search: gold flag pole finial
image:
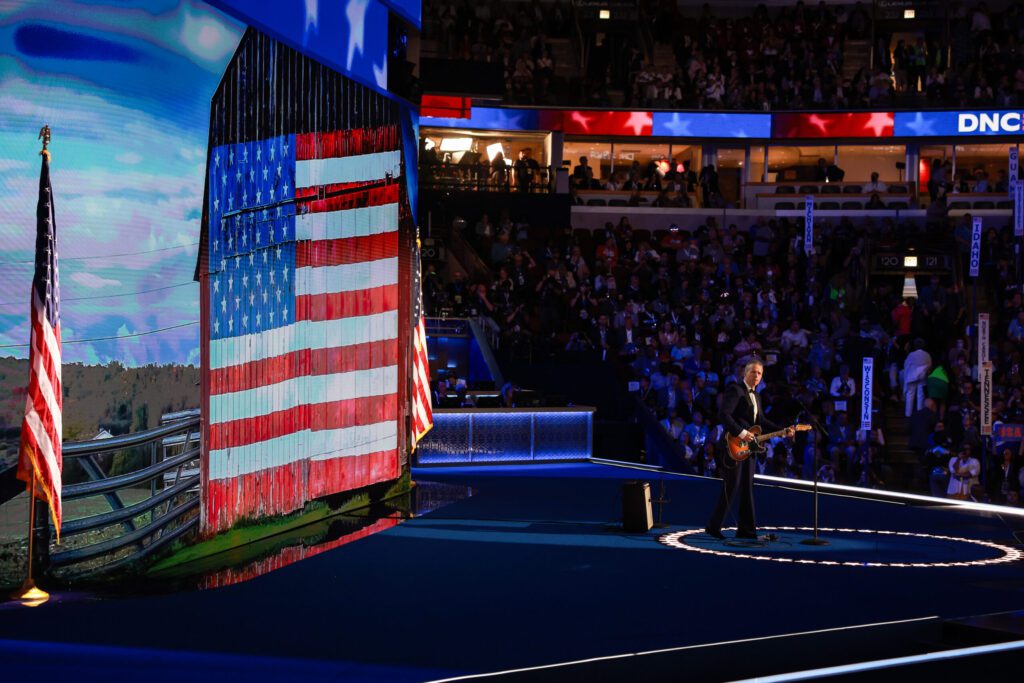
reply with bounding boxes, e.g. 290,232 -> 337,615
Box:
38,125 -> 51,161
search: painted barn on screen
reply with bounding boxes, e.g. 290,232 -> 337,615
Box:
195,29 -> 414,534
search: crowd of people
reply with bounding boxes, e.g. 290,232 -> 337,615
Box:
424,0 -> 1024,111
422,202 -> 1024,504
638,1 -> 866,110
640,1 -> 1024,111
425,0 -> 573,104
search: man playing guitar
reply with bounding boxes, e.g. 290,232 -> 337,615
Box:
705,359 -> 796,540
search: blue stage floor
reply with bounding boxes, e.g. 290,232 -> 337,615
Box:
0,462 -> 1022,681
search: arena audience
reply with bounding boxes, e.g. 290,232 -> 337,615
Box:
424,1 -> 1024,111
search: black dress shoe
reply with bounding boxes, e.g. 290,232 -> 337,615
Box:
705,528 -> 725,539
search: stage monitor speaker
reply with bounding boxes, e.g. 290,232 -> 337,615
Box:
622,481 -> 653,533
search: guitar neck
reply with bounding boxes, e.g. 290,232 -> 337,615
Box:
755,427 -> 792,443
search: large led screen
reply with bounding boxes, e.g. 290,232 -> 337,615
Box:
0,1 -> 242,444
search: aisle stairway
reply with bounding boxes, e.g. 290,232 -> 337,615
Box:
884,399 -> 922,491
884,278 -> 993,493
842,39 -> 871,80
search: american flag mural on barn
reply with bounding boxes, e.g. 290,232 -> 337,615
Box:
198,30 -> 411,533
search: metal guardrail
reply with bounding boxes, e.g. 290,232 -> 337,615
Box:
419,165 -> 555,194
47,415 -> 201,575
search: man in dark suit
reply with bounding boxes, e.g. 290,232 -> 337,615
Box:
706,360 -> 794,540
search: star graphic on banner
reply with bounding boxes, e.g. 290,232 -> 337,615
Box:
492,110 -> 524,130
570,111 -> 593,131
625,111 -> 653,136
903,112 -> 936,136
305,0 -> 319,35
863,112 -> 893,137
345,0 -> 369,70
373,60 -> 387,89
806,114 -> 829,134
661,113 -> 692,136
733,128 -> 750,138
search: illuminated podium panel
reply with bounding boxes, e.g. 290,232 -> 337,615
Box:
416,408 -> 595,466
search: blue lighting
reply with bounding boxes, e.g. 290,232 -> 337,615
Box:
652,112 -> 771,138
417,410 -> 594,465
419,107 -> 540,131
895,110 -> 1024,137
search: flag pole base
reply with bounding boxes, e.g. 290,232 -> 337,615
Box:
11,579 -> 49,606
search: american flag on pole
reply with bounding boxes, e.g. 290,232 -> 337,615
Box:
204,126 -> 404,531
411,234 -> 433,447
17,152 -> 63,537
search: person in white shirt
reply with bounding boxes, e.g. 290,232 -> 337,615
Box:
864,171 -> 888,193
780,320 -> 810,352
947,446 -> 980,498
903,338 -> 933,417
829,364 -> 856,399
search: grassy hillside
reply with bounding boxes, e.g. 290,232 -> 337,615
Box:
0,357 -> 200,445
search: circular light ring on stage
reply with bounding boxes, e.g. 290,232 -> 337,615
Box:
657,527 -> 1023,568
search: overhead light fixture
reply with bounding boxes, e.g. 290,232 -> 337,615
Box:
904,9 -> 915,19
599,9 -> 611,19
904,256 -> 918,268
439,137 -> 473,152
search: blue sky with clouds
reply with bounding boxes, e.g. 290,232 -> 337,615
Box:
0,0 -> 243,366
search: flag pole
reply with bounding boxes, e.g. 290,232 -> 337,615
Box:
12,474 -> 49,605
11,127 -> 54,606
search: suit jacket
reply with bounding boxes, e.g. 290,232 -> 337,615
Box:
718,381 -> 782,438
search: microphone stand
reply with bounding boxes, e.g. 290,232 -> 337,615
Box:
796,399 -> 830,546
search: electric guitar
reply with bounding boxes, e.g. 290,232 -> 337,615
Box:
725,424 -> 812,462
